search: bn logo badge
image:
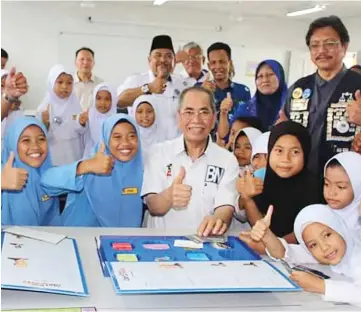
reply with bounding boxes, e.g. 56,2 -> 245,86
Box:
205,165 -> 225,184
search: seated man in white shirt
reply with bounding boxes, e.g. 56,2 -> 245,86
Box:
117,35 -> 191,141
73,47 -> 103,110
175,41 -> 208,84
142,86 -> 239,236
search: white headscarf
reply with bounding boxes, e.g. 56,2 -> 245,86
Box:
131,95 -> 159,151
37,64 -> 82,119
294,204 -> 355,276
88,83 -> 117,145
324,152 -> 361,230
251,131 -> 270,161
233,127 -> 262,152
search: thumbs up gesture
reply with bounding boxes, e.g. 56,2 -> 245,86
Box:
148,67 -> 167,94
274,109 -> 288,125
248,205 -> 273,242
175,48 -> 188,64
220,92 -> 233,114
4,67 -> 29,99
41,104 -> 50,127
236,167 -> 264,199
351,132 -> 361,154
79,109 -> 89,127
1,152 -> 28,191
170,166 -> 192,208
87,143 -> 114,175
201,73 -> 216,92
346,90 -> 361,126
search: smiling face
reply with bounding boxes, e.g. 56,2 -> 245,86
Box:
17,125 -> 48,168
309,26 -> 348,72
269,134 -> 304,178
108,121 -> 138,162
324,165 -> 354,210
135,102 -> 155,128
53,73 -> 73,99
183,47 -> 204,79
207,49 -> 231,83
256,64 -> 279,95
234,134 -> 252,166
148,48 -> 174,77
302,222 -> 346,266
177,90 -> 216,144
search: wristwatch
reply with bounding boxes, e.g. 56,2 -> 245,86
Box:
141,84 -> 151,95
3,93 -> 20,104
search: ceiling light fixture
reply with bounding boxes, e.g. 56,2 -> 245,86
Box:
286,4 -> 326,17
153,0 -> 169,6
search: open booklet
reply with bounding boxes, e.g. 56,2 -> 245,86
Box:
106,260 -> 301,294
1,232 -> 89,297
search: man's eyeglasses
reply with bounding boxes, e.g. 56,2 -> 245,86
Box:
185,55 -> 203,62
181,109 -> 212,120
309,40 -> 340,51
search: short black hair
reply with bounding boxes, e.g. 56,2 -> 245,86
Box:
75,47 -> 94,58
207,42 -> 231,60
325,158 -> 342,169
305,15 -> 350,46
232,116 -> 264,132
1,48 -> 8,59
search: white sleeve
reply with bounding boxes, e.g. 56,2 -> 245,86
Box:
117,75 -> 140,96
141,145 -> 167,197
266,237 -> 318,265
323,280 -> 361,306
213,154 -> 239,211
234,195 -> 247,222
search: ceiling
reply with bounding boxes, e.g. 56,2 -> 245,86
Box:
100,1 -> 361,20
10,1 -> 361,21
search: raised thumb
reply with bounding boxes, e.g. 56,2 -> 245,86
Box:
97,142 -> 106,155
5,151 -> 15,168
263,205 -> 273,227
173,166 -> 185,184
205,72 -> 210,81
8,66 -> 16,77
227,92 -> 232,100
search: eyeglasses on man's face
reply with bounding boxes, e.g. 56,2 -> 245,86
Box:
309,40 -> 341,52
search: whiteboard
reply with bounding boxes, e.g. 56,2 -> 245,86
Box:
58,32 -> 290,94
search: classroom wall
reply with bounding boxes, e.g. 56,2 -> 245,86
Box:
1,2 -> 360,111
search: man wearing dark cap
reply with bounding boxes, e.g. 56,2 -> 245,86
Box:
117,35 -> 190,141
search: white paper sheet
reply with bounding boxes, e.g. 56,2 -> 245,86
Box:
107,260 -> 298,293
3,227 -> 66,244
1,233 -> 87,296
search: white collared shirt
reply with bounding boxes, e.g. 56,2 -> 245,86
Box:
117,70 -> 191,141
141,135 -> 239,229
180,68 -> 208,85
73,72 -> 104,111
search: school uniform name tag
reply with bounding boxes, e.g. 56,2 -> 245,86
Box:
290,99 -> 309,111
41,195 -> 50,202
122,187 -> 138,195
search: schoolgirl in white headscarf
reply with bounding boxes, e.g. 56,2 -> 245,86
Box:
37,64 -> 85,165
82,83 -> 117,158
